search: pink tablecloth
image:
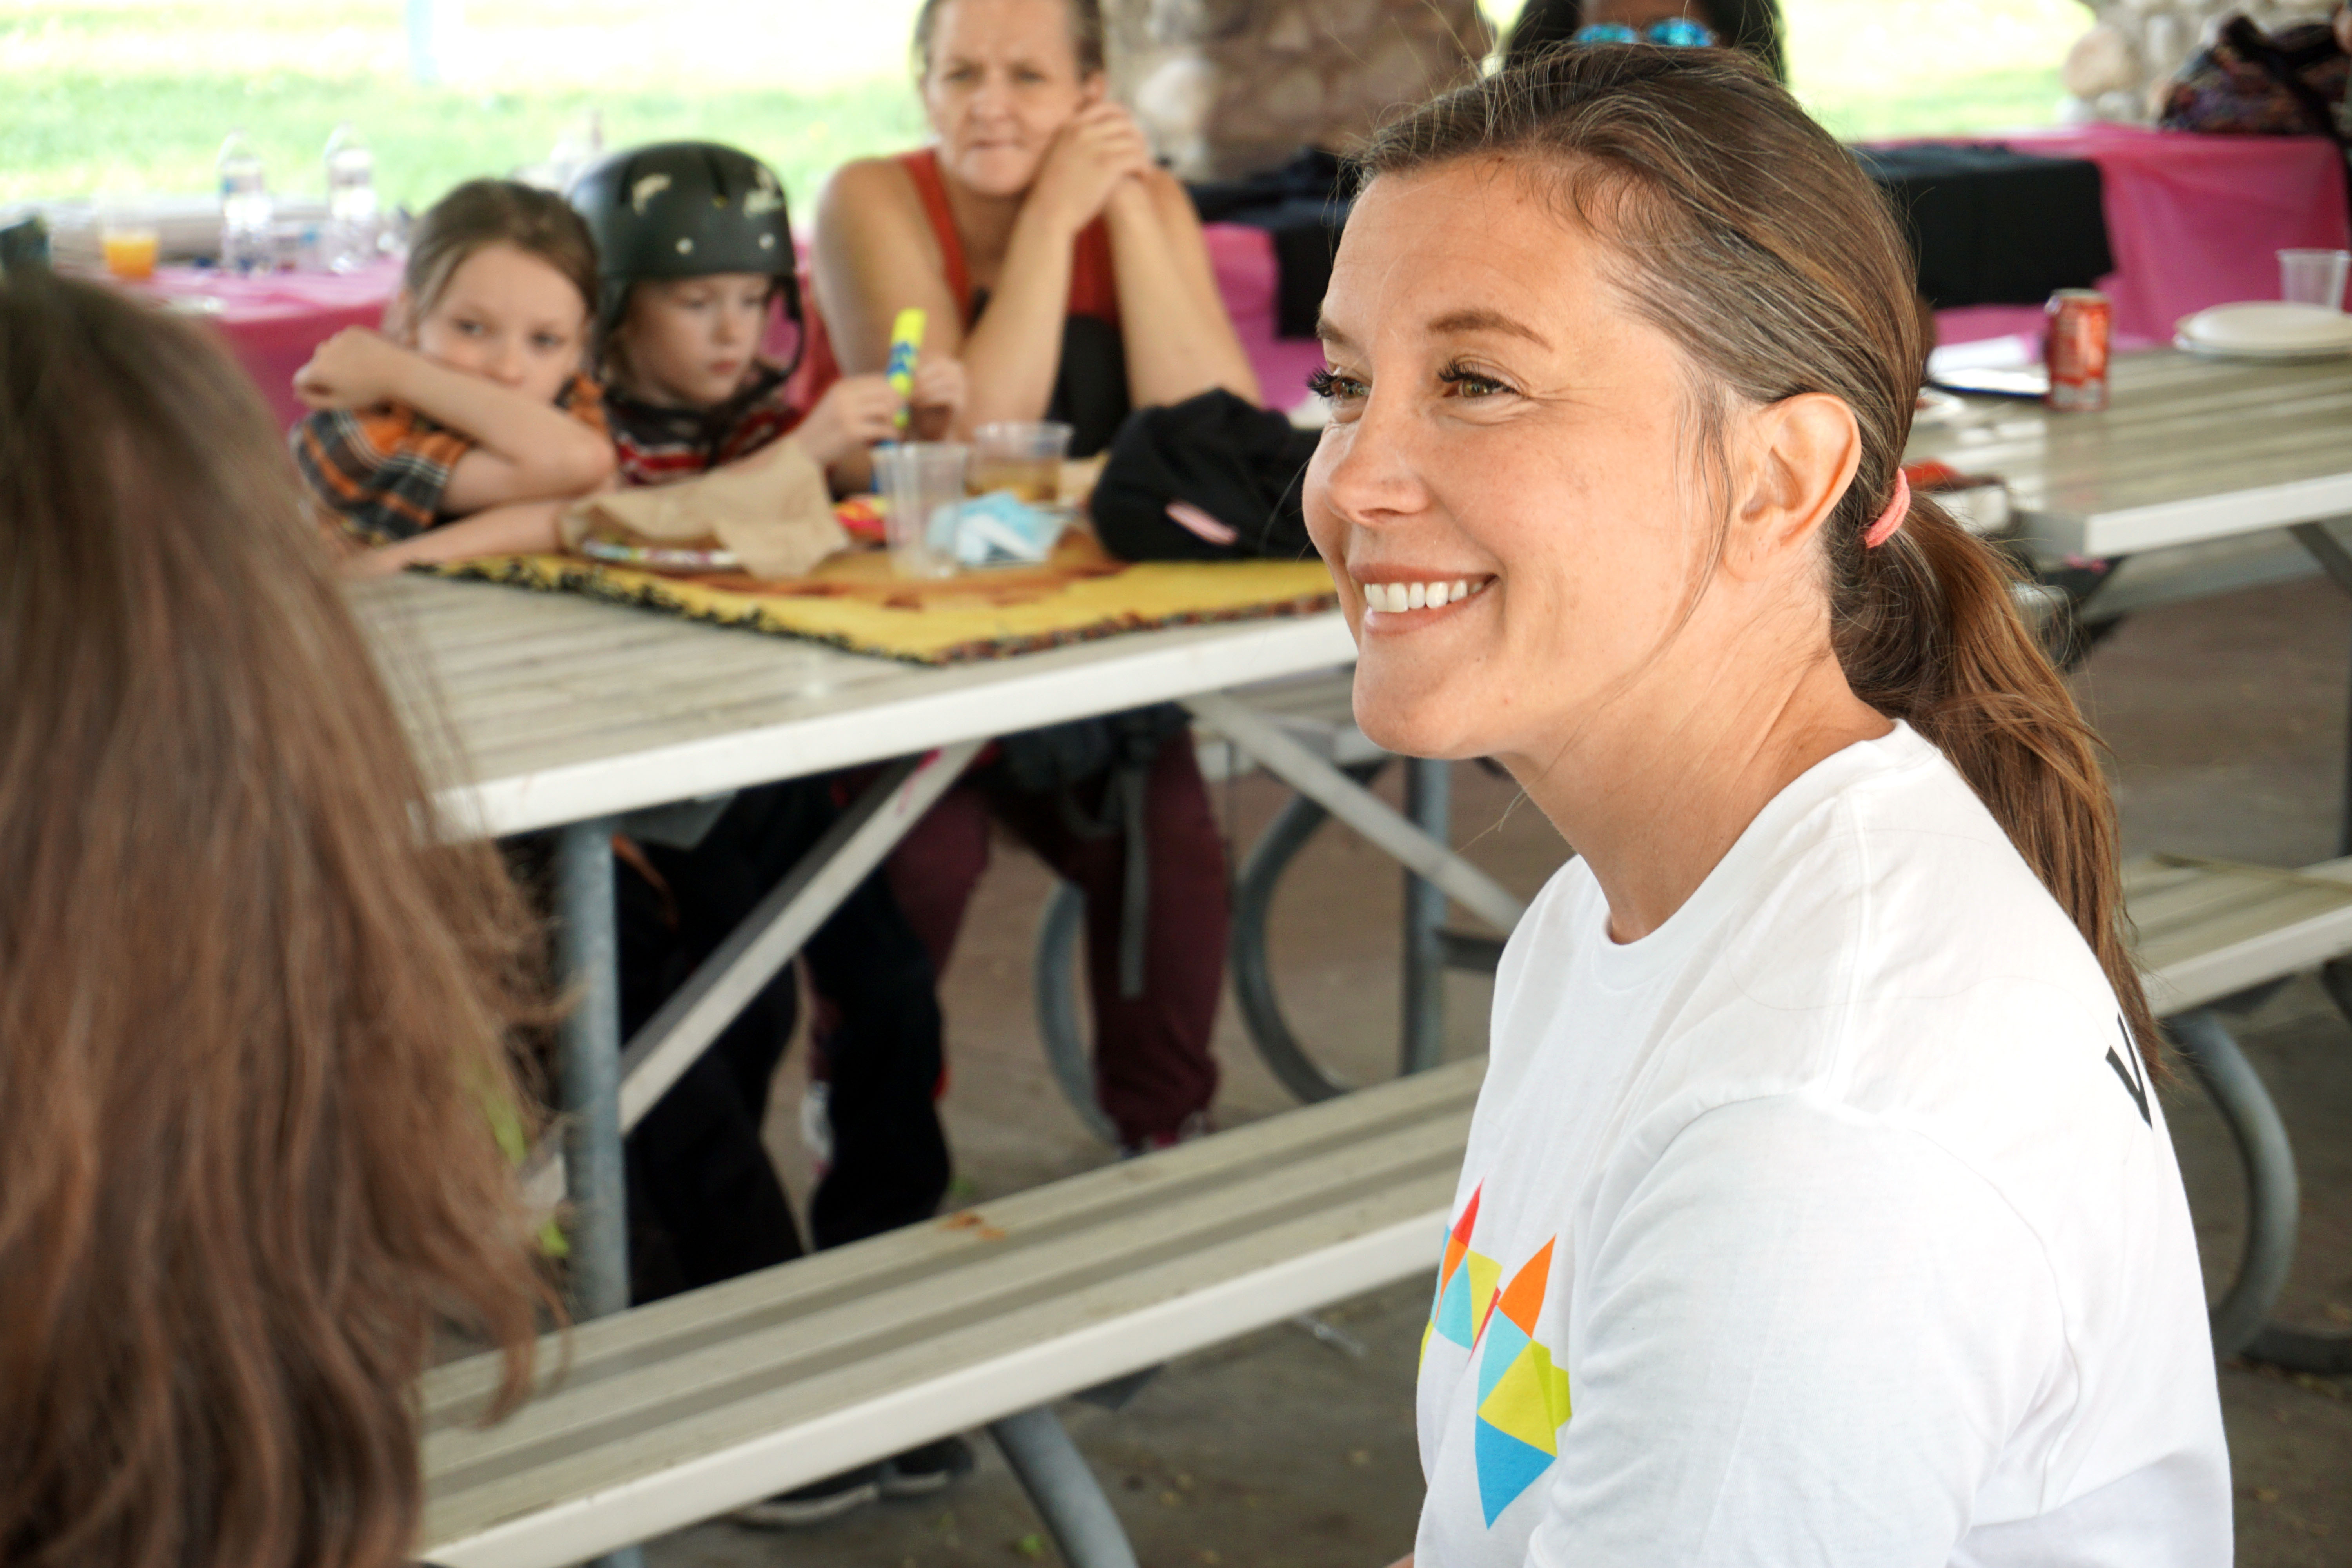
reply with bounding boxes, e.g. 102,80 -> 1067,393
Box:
1927,125 -> 2352,348
141,129 -> 2352,425
130,261 -> 402,429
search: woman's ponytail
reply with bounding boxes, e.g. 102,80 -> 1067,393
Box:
1837,495 -> 2163,1071
1362,46 -> 2163,1071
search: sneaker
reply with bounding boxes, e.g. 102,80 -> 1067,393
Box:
731,1463 -> 884,1528
1118,1110 -> 1214,1161
878,1434 -> 976,1499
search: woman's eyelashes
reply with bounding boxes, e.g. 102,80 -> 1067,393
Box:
1306,365 -> 1364,404
1437,360 -> 1514,399
1306,359 -> 1517,413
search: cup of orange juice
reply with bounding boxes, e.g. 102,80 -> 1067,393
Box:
100,205 -> 160,281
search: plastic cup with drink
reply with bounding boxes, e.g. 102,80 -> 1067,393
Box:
969,420 -> 1073,505
876,442 -> 967,580
2280,249 -> 2351,312
100,205 -> 160,282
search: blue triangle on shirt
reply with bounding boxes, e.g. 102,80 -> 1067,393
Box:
1478,1312 -> 1529,1405
1435,1264 -> 1476,1347
1475,1418 -> 1555,1526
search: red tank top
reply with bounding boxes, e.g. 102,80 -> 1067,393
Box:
897,147 -> 1121,327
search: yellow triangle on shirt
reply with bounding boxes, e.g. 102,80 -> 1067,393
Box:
1466,1252 -> 1503,1342
1477,1337 -> 1573,1454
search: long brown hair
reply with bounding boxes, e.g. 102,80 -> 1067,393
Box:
0,272 -> 553,1567
1361,47 -> 2162,1070
399,177 -> 599,330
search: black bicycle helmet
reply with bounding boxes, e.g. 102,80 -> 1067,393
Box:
568,140 -> 803,368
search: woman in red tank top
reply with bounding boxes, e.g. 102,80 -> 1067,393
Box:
801,0 -> 1253,1169
811,0 -> 1258,456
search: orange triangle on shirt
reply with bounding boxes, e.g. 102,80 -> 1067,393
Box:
1494,1238 -> 1554,1336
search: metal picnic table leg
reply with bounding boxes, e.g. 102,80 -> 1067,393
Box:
1181,693 -> 1524,935
1401,757 -> 1452,1076
552,819 -> 645,1568
2169,1009 -> 2300,1360
2284,519 -> 2352,855
615,740 -> 985,1136
989,1407 -> 1142,1568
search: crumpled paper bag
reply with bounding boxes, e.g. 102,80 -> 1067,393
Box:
561,440 -> 849,580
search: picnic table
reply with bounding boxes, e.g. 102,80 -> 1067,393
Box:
362,570 -> 1352,1283
361,573 -> 1381,1563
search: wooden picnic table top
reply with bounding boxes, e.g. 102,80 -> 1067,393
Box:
1905,349 -> 2352,562
356,572 -> 1355,840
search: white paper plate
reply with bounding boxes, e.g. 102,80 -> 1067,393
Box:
2175,301 -> 2352,361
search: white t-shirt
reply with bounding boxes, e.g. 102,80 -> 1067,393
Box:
1415,723 -> 2229,1567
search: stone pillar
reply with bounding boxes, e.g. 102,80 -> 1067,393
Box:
1109,0 -> 1494,180
2059,0 -> 2335,123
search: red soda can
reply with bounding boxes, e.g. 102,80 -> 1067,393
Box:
2045,289 -> 2112,412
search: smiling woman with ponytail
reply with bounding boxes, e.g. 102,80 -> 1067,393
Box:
1304,47 -> 2229,1568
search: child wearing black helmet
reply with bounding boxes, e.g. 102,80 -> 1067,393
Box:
571,140 -> 962,491
567,142 -> 975,1524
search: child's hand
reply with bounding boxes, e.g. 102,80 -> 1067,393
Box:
907,358 -> 967,443
293,328 -> 412,411
792,375 -> 904,469
338,543 -> 413,581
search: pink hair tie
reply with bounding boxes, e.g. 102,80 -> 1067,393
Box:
1862,470 -> 1910,549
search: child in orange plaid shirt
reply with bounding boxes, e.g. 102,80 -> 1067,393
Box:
290,180 -> 613,575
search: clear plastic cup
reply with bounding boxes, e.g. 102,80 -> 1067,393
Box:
98,201 -> 159,281
2279,249 -> 2350,311
875,442 -> 967,580
969,420 -> 1073,504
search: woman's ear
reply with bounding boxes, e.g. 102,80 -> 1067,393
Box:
1720,391 -> 1860,582
1079,70 -> 1107,106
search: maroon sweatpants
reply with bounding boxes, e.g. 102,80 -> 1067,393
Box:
885,737 -> 1227,1147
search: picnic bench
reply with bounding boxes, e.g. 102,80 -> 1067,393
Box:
417,847 -> 2352,1568
419,1055 -> 1483,1568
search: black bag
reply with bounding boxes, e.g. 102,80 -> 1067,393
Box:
1091,388 -> 1321,563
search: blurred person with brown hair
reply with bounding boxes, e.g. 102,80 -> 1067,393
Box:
0,269 -> 554,1568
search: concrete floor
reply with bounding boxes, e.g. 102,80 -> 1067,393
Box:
646,572 -> 2352,1568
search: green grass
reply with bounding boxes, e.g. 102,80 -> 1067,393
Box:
2,0 -> 2082,212
1803,66 -> 2069,141
4,70 -> 925,216
0,0 -> 929,211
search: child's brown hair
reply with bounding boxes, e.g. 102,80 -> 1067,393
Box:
399,178 -> 599,331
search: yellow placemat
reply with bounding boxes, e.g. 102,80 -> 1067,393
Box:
437,535 -> 1338,665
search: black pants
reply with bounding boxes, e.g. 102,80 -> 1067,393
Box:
617,776 -> 951,1303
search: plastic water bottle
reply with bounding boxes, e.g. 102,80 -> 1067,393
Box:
216,131 -> 273,274
323,123 -> 379,271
